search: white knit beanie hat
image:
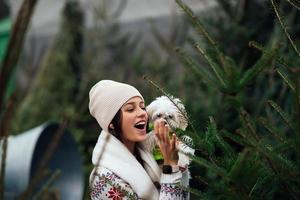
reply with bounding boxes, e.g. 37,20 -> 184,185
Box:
89,80 -> 144,133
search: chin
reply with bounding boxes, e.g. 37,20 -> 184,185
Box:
132,129 -> 147,141
138,132 -> 148,141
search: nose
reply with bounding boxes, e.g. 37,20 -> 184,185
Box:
137,107 -> 147,117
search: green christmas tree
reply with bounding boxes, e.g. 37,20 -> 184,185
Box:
12,1 -> 84,133
173,0 -> 300,199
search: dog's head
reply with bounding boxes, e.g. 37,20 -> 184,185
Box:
146,96 -> 188,131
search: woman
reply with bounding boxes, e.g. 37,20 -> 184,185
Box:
89,80 -> 190,200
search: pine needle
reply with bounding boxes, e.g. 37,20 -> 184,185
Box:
285,0 -> 300,11
270,0 -> 300,57
267,100 -> 297,132
195,44 -> 228,89
175,0 -> 227,68
175,47 -> 219,88
276,67 -> 296,92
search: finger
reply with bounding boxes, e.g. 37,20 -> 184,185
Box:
154,121 -> 161,141
171,134 -> 177,149
157,120 -> 166,142
163,124 -> 170,145
158,125 -> 165,143
159,120 -> 167,140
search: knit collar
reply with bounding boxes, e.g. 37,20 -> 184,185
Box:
92,130 -> 161,199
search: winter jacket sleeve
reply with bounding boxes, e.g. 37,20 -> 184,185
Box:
90,167 -> 189,200
90,167 -> 139,200
160,169 -> 189,200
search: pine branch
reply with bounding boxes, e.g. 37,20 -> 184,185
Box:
194,175 -> 209,187
258,117 -> 285,143
175,47 -> 219,88
179,185 -> 204,199
248,175 -> 273,198
190,154 -> 229,182
256,142 -> 299,174
239,109 -> 260,142
293,71 -> 300,134
252,139 -> 299,199
276,67 -> 296,92
208,117 -> 235,161
270,0 -> 300,57
272,139 -> 297,153
267,100 -> 297,132
195,44 -> 228,89
175,0 -> 228,68
249,41 -> 292,70
221,130 -> 253,148
228,149 -> 253,193
238,46 -> 278,89
285,0 -> 300,10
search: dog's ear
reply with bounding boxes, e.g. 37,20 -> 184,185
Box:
173,98 -> 188,130
146,101 -> 156,119
178,112 -> 188,130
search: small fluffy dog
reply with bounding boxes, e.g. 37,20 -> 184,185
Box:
147,96 -> 188,132
140,95 -> 195,187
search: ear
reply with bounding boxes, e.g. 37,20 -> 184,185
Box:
173,98 -> 188,130
109,124 -> 114,129
178,114 -> 188,130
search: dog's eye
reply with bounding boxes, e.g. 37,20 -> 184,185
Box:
168,115 -> 173,119
157,113 -> 162,118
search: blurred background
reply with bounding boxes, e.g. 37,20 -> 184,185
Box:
1,0 -> 299,199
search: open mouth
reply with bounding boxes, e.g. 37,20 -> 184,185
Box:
134,121 -> 146,130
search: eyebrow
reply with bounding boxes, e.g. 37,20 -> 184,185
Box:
124,101 -> 145,106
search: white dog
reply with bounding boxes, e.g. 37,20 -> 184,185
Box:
147,96 -> 188,132
140,95 -> 195,188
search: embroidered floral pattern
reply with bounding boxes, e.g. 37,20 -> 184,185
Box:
91,177 -> 107,198
90,167 -> 188,200
91,167 -> 139,200
161,184 -> 182,196
108,187 -> 124,200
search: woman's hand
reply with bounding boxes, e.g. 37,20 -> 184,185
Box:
154,119 -> 178,166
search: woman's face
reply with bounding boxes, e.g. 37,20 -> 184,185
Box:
120,96 -> 148,144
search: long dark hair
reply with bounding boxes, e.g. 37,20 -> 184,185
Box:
108,109 -> 146,167
108,109 -> 122,140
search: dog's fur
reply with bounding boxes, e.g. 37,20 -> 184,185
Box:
147,96 -> 188,132
142,95 -> 194,188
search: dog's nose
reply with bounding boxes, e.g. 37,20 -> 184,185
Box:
161,118 -> 168,125
156,118 -> 167,125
